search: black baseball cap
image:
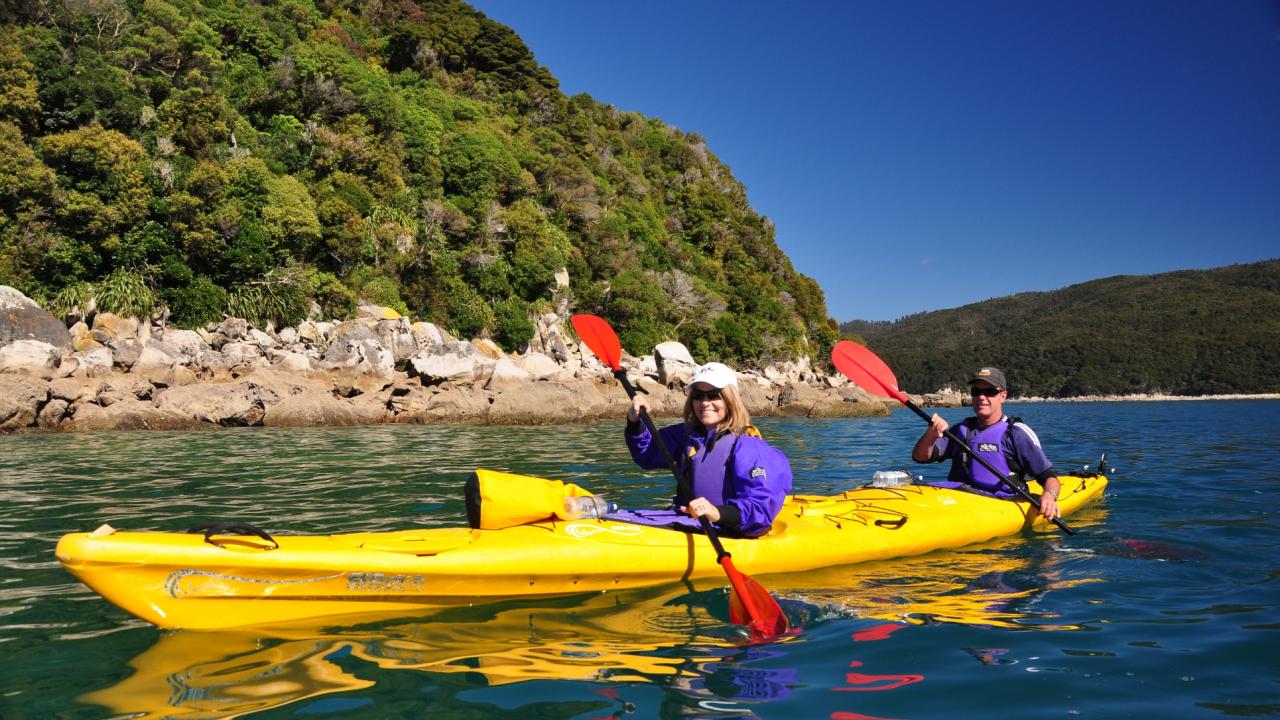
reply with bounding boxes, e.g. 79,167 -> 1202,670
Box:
967,367 -> 1007,390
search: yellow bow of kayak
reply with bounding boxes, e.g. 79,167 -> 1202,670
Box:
56,470 -> 1107,630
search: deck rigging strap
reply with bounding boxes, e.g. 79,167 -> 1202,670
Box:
186,522 -> 279,549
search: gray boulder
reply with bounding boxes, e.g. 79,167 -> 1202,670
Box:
0,374 -> 50,431
214,317 -> 249,341
487,380 -> 611,425
518,352 -> 564,381
529,314 -> 574,363
296,320 -> 329,346
152,328 -> 209,363
408,352 -> 477,385
734,381 -> 776,417
273,351 -> 313,374
132,343 -> 178,373
838,385 -> 891,406
410,321 -> 450,351
72,348 -> 113,377
49,377 -> 87,402
320,321 -> 394,375
922,390 -> 964,408
154,382 -> 274,426
108,338 -> 144,370
386,384 -> 431,417
654,341 -> 696,385
632,377 -> 685,417
247,328 -> 277,349
0,339 -> 60,378
485,358 -> 531,389
373,318 -> 419,365
220,341 -> 265,369
329,368 -> 393,398
90,313 -> 139,344
263,393 -> 361,427
389,384 -> 490,422
775,381 -> 825,417
69,321 -> 100,352
95,376 -> 155,406
146,364 -> 198,389
0,286 -> 71,352
68,400 -> 195,432
37,398 -> 69,429
808,389 -> 892,418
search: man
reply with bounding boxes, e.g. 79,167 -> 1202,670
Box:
911,367 -> 1061,520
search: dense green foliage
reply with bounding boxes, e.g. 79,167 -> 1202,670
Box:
0,0 -> 835,363
841,260 -> 1280,397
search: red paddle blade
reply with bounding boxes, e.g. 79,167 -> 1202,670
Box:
830,340 -> 908,405
721,556 -> 788,639
571,314 -> 622,371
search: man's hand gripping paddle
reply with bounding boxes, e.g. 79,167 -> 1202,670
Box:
572,314 -> 789,639
830,340 -> 1075,535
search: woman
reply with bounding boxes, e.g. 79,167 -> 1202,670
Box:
625,362 -> 793,537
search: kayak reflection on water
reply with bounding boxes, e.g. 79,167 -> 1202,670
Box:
794,512 -> 1108,632
79,584 -> 769,719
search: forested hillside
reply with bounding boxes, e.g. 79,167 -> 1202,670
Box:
841,260 -> 1280,397
0,0 -> 836,364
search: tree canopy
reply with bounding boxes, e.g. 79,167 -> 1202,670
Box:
0,0 -> 836,360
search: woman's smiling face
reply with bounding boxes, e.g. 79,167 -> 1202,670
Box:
689,383 -> 727,427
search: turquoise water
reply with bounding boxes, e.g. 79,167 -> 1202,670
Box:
2,401 -> 1277,718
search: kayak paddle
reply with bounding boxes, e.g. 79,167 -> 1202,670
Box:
830,340 -> 1076,535
571,313 -> 789,639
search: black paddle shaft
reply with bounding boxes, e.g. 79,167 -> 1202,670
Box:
903,399 -> 1076,535
614,370 -> 734,559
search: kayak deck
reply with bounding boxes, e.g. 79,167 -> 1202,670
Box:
56,473 -> 1107,629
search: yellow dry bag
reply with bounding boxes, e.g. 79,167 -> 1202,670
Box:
464,469 -> 597,530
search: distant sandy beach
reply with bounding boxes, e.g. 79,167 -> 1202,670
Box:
1013,393 -> 1280,403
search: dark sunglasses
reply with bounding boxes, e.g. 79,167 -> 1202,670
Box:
970,386 -> 1002,397
690,388 -> 723,402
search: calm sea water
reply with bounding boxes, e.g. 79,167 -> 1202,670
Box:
1,401 -> 1277,719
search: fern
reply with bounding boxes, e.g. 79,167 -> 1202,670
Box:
48,282 -> 95,321
94,270 -> 156,319
227,267 -> 311,328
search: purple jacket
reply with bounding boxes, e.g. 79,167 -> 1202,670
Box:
626,421 -> 792,537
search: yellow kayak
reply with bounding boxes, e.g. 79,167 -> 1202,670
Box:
56,470 -> 1107,630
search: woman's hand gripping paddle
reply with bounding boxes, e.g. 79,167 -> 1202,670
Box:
830,340 -> 1075,536
571,314 -> 789,639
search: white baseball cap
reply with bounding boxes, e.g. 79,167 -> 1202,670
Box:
688,362 -> 737,392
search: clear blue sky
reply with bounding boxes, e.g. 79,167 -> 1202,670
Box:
468,1 -> 1280,322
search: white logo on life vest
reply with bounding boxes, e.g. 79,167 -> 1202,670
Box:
750,467 -> 766,478
977,442 -> 1000,453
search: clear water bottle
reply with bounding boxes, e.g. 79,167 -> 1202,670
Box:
871,470 -> 915,488
563,494 -> 617,519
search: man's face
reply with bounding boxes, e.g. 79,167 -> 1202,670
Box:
969,381 -> 1005,423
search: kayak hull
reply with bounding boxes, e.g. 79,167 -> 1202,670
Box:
56,473 -> 1107,629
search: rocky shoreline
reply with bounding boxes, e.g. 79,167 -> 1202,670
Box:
12,284 -> 1263,436
0,286 -> 896,434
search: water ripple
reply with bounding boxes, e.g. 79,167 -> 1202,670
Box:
1,404 -> 1278,718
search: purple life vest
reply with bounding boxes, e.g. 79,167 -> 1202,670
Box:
954,418 -> 1018,493
685,430 -> 738,506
